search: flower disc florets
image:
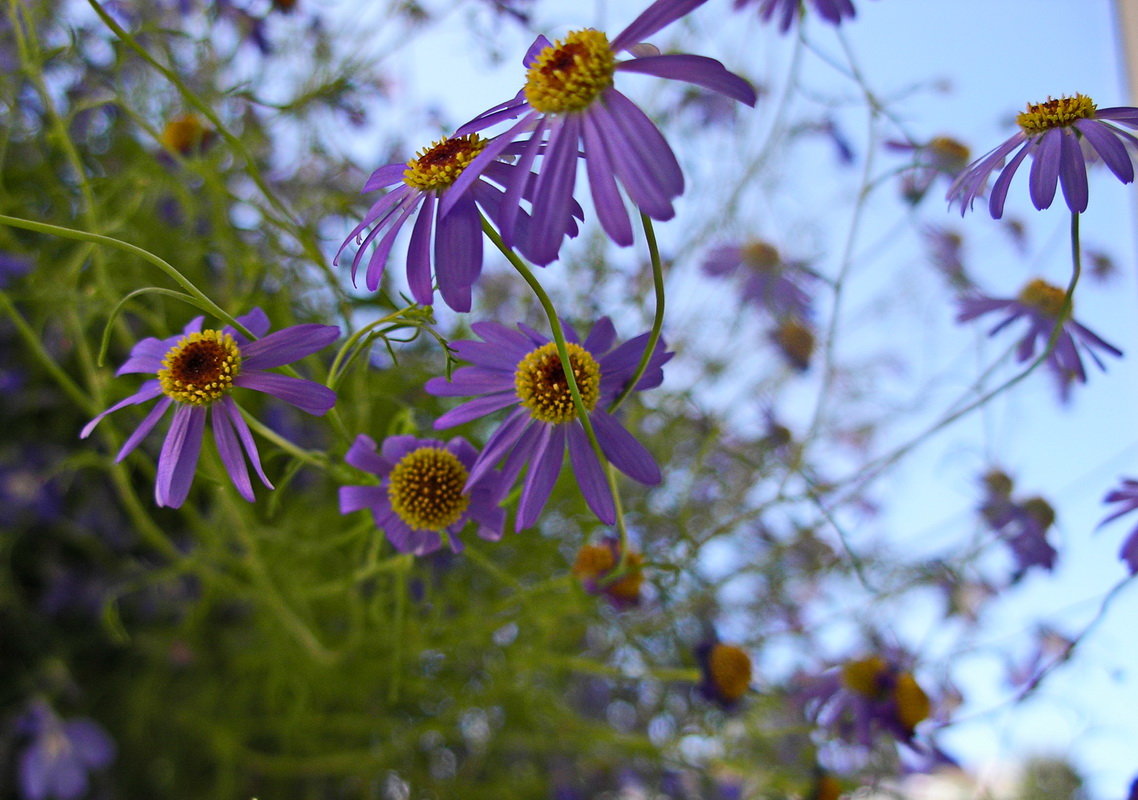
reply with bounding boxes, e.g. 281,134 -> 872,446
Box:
387,447 -> 471,531
840,655 -> 887,697
742,240 -> 781,270
707,643 -> 753,703
1016,94 -> 1097,137
524,29 -> 616,114
1018,278 -> 1068,317
157,330 -> 241,405
403,134 -> 488,193
514,341 -> 601,424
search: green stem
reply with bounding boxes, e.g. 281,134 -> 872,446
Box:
609,213 -> 666,412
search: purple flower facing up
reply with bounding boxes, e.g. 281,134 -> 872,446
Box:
948,94 -> 1138,218
702,239 -> 816,320
737,0 -> 862,33
426,318 -> 672,530
446,0 -> 757,265
81,308 -> 338,508
337,134 -> 582,312
1099,478 -> 1138,574
339,434 -> 506,555
17,701 -> 115,800
957,278 -> 1122,400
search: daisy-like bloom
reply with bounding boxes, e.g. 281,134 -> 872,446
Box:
695,638 -> 754,710
957,278 -> 1122,398
977,470 -> 1058,580
1098,478 -> 1138,574
737,0 -> 862,33
339,434 -> 505,555
17,701 -> 115,800
446,0 -> 757,265
572,535 -> 645,607
159,113 -> 215,157
886,136 -> 971,204
425,317 -> 672,530
799,653 -> 932,747
702,239 -> 815,320
336,133 -> 582,312
947,94 -> 1138,218
80,308 -> 338,508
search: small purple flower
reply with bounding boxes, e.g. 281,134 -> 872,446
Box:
702,239 -> 815,320
336,134 -> 581,312
957,278 -> 1122,400
81,308 -> 338,508
0,252 -> 32,288
886,136 -> 971,204
339,433 -> 506,555
695,637 -> 753,710
17,701 -> 115,800
977,470 -> 1058,580
1099,478 -> 1138,574
572,535 -> 645,608
425,318 -> 672,530
737,0 -> 862,33
446,0 -> 757,265
948,94 -> 1138,218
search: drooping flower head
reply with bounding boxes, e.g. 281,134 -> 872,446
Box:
1098,478 -> 1138,574
771,317 -> 816,371
337,133 -> 582,312
17,700 -> 115,800
948,94 -> 1138,218
886,135 -> 971,204
426,317 -> 672,530
572,535 -> 645,607
81,308 -> 338,508
702,239 -> 816,320
446,0 -> 757,265
957,278 -> 1122,401
737,0 -> 861,33
339,434 -> 505,555
695,637 -> 754,709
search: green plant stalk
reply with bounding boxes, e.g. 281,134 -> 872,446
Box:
609,213 -> 666,412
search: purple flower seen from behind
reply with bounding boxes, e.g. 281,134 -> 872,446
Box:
447,0 -> 756,265
17,701 -> 115,800
339,434 -> 506,555
0,252 -> 32,288
695,637 -> 753,710
948,93 -> 1138,218
81,308 -> 338,508
702,239 -> 815,320
336,134 -> 581,311
1099,478 -> 1138,574
426,317 -> 672,530
737,0 -> 862,33
957,278 -> 1122,401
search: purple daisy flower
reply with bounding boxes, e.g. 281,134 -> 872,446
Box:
339,433 -> 506,555
957,278 -> 1122,398
947,94 -> 1138,218
17,701 -> 115,800
572,535 -> 645,608
737,0 -> 862,33
695,637 -> 753,710
1099,478 -> 1138,574
702,239 -> 815,320
336,134 -> 582,312
81,308 -> 338,508
425,317 -> 672,530
445,0 -> 757,265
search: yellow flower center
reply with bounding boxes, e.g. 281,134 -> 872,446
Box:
928,136 -> 970,169
160,114 -> 212,155
572,543 -> 644,603
708,643 -> 753,703
157,330 -> 242,405
573,543 -> 616,576
524,29 -> 616,114
892,671 -> 931,731
514,341 -> 601,425
387,447 -> 470,531
841,655 -> 888,698
403,134 -> 488,193
1022,496 -> 1056,528
1017,278 -> 1068,317
742,240 -> 781,270
1016,94 -> 1097,137
774,319 -> 815,370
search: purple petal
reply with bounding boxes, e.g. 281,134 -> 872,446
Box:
466,408 -> 532,487
232,307 -> 271,340
516,423 -> 564,530
567,424 -> 615,523
988,143 -> 1033,219
362,163 -> 407,193
594,90 -> 682,218
1057,130 -> 1089,213
81,381 -> 163,439
1076,120 -> 1135,183
448,339 -> 526,371
222,397 -> 272,490
617,54 -> 756,106
443,114 -> 535,216
340,484 -> 386,514
529,116 -> 582,266
240,324 -> 339,370
426,366 -> 514,396
212,401 -> 254,502
116,337 -> 170,375
495,124 -> 547,246
611,0 -> 709,53
583,317 -> 617,354
234,372 -> 336,415
156,405 -> 206,508
344,433 -> 385,474
433,391 -> 519,428
581,109 -> 634,246
65,719 -> 115,768
591,409 -> 662,485
366,197 -> 421,291
1028,130 -> 1061,210
434,193 -> 481,312
116,396 -> 174,460
407,191 -> 436,306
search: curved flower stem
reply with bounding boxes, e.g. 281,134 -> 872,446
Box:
609,213 -> 665,413
237,405 -> 337,475
480,216 -> 626,535
0,213 -> 253,340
